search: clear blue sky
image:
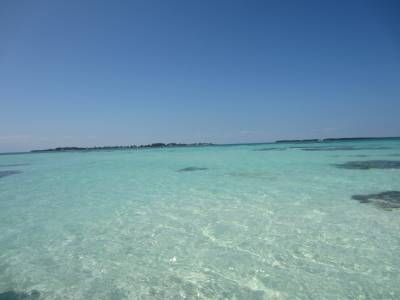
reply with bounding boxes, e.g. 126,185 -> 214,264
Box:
1,0 -> 399,152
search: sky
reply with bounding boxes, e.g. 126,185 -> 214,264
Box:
1,0 -> 399,152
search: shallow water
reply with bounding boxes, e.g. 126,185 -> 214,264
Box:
1,140 -> 400,299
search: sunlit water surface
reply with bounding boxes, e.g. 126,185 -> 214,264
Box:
1,140 -> 400,299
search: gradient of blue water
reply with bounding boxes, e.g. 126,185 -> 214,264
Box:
1,140 -> 400,299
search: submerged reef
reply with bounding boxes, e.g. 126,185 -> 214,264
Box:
226,171 -> 273,179
299,146 -> 390,151
0,163 -> 29,167
0,290 -> 40,300
178,167 -> 208,172
301,146 -> 357,151
334,160 -> 400,170
352,191 -> 400,210
253,147 -> 286,151
0,170 -> 22,178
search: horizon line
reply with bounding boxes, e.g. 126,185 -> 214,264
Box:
1,136 -> 400,155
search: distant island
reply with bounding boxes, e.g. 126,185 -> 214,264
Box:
30,137 -> 400,153
31,142 -> 214,153
276,137 -> 400,143
276,139 -> 321,143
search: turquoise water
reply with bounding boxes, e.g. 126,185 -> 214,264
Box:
1,140 -> 400,299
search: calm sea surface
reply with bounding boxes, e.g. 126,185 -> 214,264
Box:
1,140 -> 400,299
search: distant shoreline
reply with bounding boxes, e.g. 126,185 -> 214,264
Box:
275,136 -> 400,143
27,136 -> 400,153
0,137 -> 399,155
30,142 -> 214,153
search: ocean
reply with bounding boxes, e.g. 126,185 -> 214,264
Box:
0,139 -> 399,299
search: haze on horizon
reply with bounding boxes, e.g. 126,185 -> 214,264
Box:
1,0 -> 399,152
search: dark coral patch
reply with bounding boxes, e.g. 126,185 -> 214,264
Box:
178,167 -> 208,172
352,191 -> 400,210
298,146 -> 391,151
334,160 -> 400,170
301,146 -> 357,151
0,164 -> 29,167
0,170 -> 22,178
253,148 -> 286,151
0,290 -> 40,300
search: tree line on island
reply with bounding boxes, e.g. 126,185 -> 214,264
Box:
275,137 -> 400,143
30,143 -> 214,152
30,137 -> 400,153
